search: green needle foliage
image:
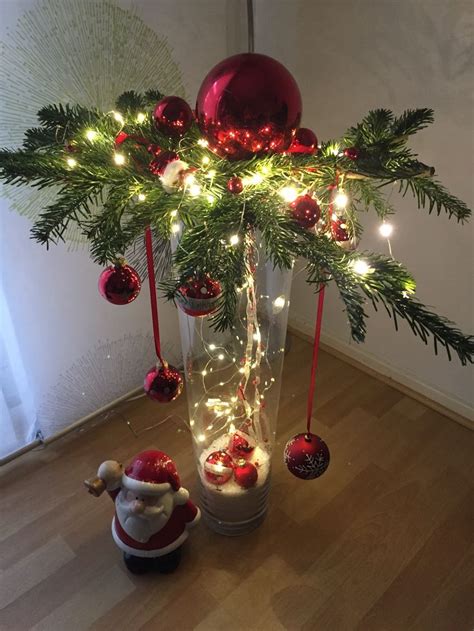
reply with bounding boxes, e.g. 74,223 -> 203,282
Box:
0,92 -> 472,364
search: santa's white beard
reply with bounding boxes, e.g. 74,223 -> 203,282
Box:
116,492 -> 172,543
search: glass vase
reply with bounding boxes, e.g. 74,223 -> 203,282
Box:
176,235 -> 293,535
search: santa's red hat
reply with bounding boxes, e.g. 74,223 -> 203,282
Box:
122,450 -> 188,504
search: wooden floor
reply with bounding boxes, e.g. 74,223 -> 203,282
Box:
1,335 -> 473,631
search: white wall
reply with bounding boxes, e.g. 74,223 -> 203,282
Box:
253,0 -> 473,415
0,0 -> 237,445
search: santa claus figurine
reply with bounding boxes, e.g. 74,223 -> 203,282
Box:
84,449 -> 200,574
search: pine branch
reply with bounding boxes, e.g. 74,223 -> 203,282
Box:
401,177 -> 471,222
391,108 -> 434,137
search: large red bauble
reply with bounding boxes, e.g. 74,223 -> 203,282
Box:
144,364 -> 183,403
196,53 -> 302,160
228,431 -> 255,460
284,432 -> 330,480
176,274 -> 222,317
153,96 -> 193,137
204,450 -> 234,485
233,460 -> 258,489
98,264 -> 141,305
287,128 -> 318,155
290,194 -> 321,229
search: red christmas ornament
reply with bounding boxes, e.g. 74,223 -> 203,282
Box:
287,128 -> 318,155
153,96 -> 193,137
227,176 -> 244,194
228,431 -> 255,460
343,147 -> 360,160
196,53 -> 302,160
149,150 -> 179,176
233,460 -> 258,489
98,262 -> 141,305
331,216 -> 357,250
290,194 -> 321,229
204,450 -> 234,485
284,432 -> 330,480
144,364 -> 183,403
147,143 -> 161,156
176,274 -> 222,317
114,132 -> 149,149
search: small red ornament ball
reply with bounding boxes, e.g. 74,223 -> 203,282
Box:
98,263 -> 141,305
153,96 -> 193,137
290,194 -> 321,229
204,450 -> 234,485
287,128 -> 318,155
176,274 -> 222,317
149,150 -> 179,176
228,432 -> 255,460
196,53 -> 302,160
284,432 -> 330,480
233,460 -> 258,489
227,176 -> 244,194
144,364 -> 183,403
343,147 -> 360,160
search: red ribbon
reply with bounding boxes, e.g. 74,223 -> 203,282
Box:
305,176 -> 339,434
145,226 -> 164,365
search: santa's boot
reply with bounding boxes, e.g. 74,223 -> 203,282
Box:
153,547 -> 182,574
123,553 -> 154,575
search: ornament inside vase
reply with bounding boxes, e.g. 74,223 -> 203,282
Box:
176,274 -> 222,316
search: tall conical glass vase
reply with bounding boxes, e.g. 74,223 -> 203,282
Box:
176,234 -> 293,535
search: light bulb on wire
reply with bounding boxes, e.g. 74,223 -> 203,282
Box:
334,191 -> 348,209
379,222 -> 393,238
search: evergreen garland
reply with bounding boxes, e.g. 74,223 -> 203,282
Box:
0,91 -> 472,364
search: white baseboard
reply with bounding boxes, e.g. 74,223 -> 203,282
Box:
289,316 -> 473,425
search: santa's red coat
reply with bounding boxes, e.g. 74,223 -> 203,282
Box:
108,489 -> 200,557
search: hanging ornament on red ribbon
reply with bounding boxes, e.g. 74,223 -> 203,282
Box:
176,274 -> 222,317
196,53 -> 302,160
98,260 -> 141,305
343,147 -> 360,160
284,433 -> 330,479
143,226 -> 183,403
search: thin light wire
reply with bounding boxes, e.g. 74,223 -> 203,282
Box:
247,0 -> 255,53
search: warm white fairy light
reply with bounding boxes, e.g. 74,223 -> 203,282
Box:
352,259 -> 371,275
207,194 -> 215,204
112,111 -> 124,124
243,172 -> 264,186
201,369 -> 208,376
218,353 -> 225,360
136,112 -> 146,123
231,396 -> 237,403
190,419 -> 195,427
114,153 -> 125,166
229,234 -> 240,246
189,183 -> 201,197
137,193 -> 146,202
171,223 -> 181,234
238,367 -> 245,374
208,343 -> 216,350
66,157 -> 77,168
198,138 -> 209,147
379,222 -> 393,238
334,191 -> 349,209
206,169 -> 217,179
170,209 -> 178,218
272,295 -> 286,313
197,433 -> 206,442
202,156 -> 210,165
253,332 -> 261,342
85,129 -> 98,141
279,186 -> 298,202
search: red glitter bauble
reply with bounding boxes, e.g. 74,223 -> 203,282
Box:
284,432 -> 330,480
204,450 -> 234,485
233,460 -> 258,489
290,194 -> 321,229
330,216 -> 357,250
149,150 -> 179,176
98,263 -> 141,305
227,176 -> 244,194
228,432 -> 255,460
343,147 -> 360,160
153,96 -> 193,137
144,364 -> 183,403
287,128 -> 318,155
176,274 -> 222,317
196,53 -> 302,160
